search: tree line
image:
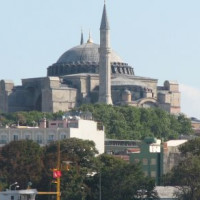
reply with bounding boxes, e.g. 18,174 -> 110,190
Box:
0,110 -> 64,127
0,139 -> 158,200
0,104 -> 193,140
77,104 -> 193,140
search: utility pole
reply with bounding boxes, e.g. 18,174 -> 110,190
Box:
56,140 -> 61,200
99,171 -> 102,200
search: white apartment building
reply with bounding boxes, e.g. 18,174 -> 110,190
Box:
0,119 -> 105,154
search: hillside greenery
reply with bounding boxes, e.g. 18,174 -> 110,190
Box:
0,104 -> 193,140
0,110 -> 64,127
77,104 -> 193,140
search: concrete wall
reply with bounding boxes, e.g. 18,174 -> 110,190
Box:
163,140 -> 187,174
70,120 -> 104,154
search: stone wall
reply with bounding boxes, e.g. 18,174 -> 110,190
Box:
0,80 -> 14,112
42,87 -> 77,112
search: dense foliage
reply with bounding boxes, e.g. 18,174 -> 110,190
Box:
0,139 -> 158,200
77,104 -> 193,140
0,140 -> 43,189
0,110 -> 64,127
40,138 -> 98,200
0,105 -> 193,140
167,138 -> 200,200
86,154 -> 158,200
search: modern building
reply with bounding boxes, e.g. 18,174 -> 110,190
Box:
0,115 -> 105,154
105,138 -> 163,184
0,3 -> 181,114
129,138 -> 163,185
106,138 -> 188,185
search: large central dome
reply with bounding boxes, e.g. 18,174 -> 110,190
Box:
57,43 -> 123,64
47,40 -> 134,77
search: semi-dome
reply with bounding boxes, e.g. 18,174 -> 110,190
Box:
57,43 -> 123,64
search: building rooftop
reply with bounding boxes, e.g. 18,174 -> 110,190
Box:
57,43 -> 123,64
191,117 -> 200,123
155,186 -> 178,199
166,140 -> 187,147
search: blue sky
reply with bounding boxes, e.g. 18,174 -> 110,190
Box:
1,0 -> 200,118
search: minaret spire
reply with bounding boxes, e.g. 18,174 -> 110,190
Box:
80,28 -> 84,45
87,30 -> 93,43
100,1 -> 110,30
98,2 -> 113,104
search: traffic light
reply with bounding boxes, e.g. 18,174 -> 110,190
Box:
53,169 -> 62,178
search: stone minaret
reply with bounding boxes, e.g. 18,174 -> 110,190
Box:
98,2 -> 113,104
80,29 -> 84,45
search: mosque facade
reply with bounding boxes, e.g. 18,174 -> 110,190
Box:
0,3 -> 181,114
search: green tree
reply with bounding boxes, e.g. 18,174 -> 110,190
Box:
16,112 -> 27,125
86,154 -> 158,200
0,111 -> 65,128
177,114 -> 193,135
169,156 -> 200,200
178,137 -> 200,156
41,138 -> 98,200
167,138 -> 200,200
0,140 -> 44,189
78,104 -> 193,140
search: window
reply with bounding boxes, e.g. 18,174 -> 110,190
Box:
36,135 -> 42,144
25,135 -> 31,140
68,121 -> 78,128
151,158 -> 156,165
143,158 -> 148,165
151,171 -> 156,178
144,171 -> 148,177
61,135 -> 66,140
48,135 -> 54,143
13,135 -> 18,141
0,135 -> 7,144
134,159 -> 140,164
58,123 -> 63,128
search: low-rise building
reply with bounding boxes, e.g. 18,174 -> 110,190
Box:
106,137 -> 188,185
163,140 -> 187,174
191,117 -> 200,135
105,139 -> 141,162
0,117 -> 105,154
129,138 -> 163,185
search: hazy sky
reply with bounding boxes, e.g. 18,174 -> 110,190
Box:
1,0 -> 200,118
